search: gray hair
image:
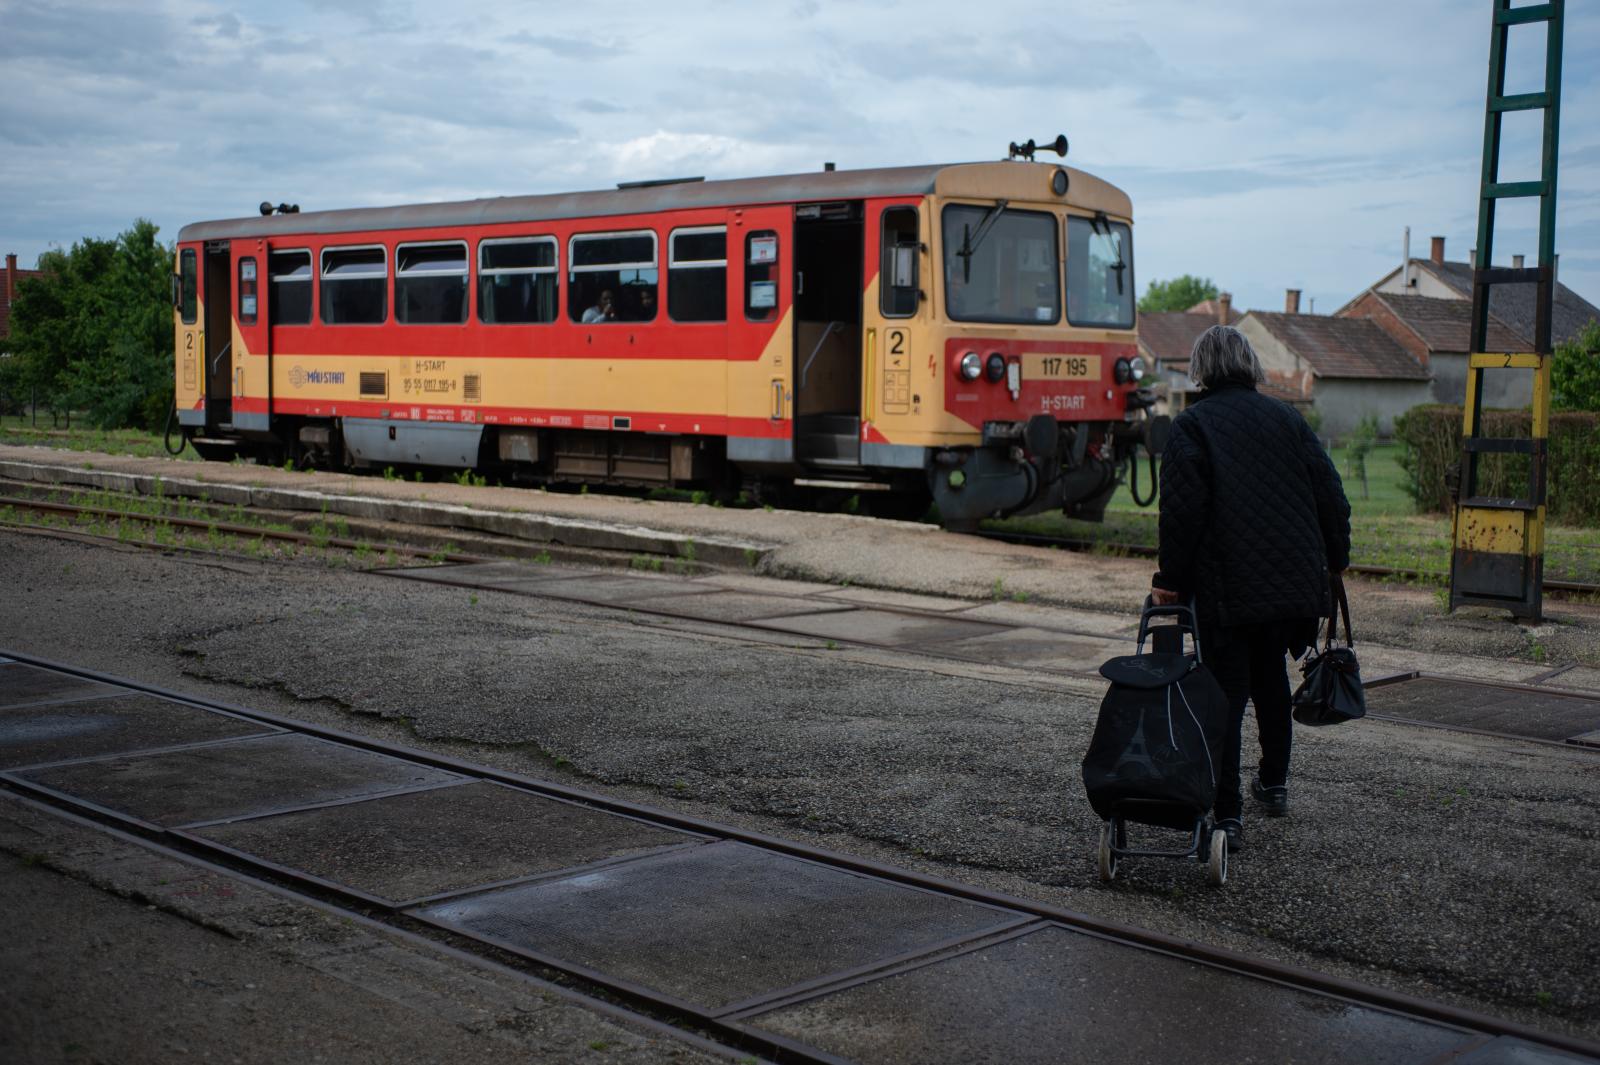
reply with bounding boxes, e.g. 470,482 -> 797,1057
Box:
1189,325 -> 1265,389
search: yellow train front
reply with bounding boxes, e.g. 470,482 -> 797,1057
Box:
172,158 -> 1157,529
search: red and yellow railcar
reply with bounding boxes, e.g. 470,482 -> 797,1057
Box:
173,155 -> 1157,527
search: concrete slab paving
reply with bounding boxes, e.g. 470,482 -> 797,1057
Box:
0,693 -> 278,769
1450,1037 -> 1600,1064
1365,678 -> 1600,741
600,590 -> 851,624
746,924 -> 1474,1065
13,733 -> 460,828
530,574 -> 727,607
812,587 -> 977,613
955,600 -> 1144,637
753,608 -> 1005,648
936,627 -> 1125,672
191,781 -> 697,904
417,841 -> 1020,1012
0,662 -> 121,708
386,560 -> 575,587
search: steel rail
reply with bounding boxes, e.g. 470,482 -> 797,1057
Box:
975,528 -> 1600,596
0,494 -> 494,565
7,500 -> 1591,754
4,649 -> 1599,1063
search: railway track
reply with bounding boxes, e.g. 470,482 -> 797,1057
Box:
4,652 -> 1597,1065
5,490 -> 1597,751
976,528 -> 1600,597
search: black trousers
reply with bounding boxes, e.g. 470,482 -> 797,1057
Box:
1201,624 -> 1297,820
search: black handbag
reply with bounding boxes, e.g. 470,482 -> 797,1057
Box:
1292,574 -> 1366,726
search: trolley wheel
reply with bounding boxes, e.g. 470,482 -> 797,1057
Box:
1206,825 -> 1228,887
1097,821 -> 1119,882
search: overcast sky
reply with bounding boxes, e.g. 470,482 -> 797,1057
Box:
2,0 -> 1596,315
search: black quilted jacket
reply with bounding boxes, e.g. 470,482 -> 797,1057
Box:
1152,383 -> 1351,629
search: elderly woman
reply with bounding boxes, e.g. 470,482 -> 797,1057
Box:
1151,325 -> 1351,850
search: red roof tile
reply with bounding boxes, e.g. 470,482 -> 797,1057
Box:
1248,312 -> 1429,381
1137,311 -> 1218,365
1370,292 -> 1529,353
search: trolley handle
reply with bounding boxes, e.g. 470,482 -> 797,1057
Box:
1136,596 -> 1204,662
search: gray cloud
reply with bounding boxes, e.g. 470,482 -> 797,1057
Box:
0,0 -> 1595,311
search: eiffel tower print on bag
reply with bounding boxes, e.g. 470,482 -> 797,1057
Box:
1082,601 -> 1229,830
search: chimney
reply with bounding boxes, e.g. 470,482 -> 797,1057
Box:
1430,236 -> 1445,265
1285,288 -> 1301,315
1469,247 -> 1476,270
1402,226 -> 1411,288
4,253 -> 15,305
1512,254 -> 1524,270
1218,292 -> 1232,326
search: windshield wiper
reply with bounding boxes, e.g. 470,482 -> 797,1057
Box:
958,199 -> 1009,282
1092,210 -> 1127,295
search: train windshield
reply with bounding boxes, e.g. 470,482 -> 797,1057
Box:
1066,215 -> 1134,329
941,205 -> 1060,325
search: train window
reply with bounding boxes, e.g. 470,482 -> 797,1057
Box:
941,205 -> 1059,325
180,248 -> 197,324
745,231 -> 778,321
396,241 -> 468,325
478,237 -> 558,325
1066,216 -> 1135,329
668,226 -> 726,323
268,250 -> 312,325
880,207 -> 919,318
238,257 -> 258,325
320,246 -> 387,325
569,231 -> 657,323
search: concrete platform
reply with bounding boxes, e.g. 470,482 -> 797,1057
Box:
189,780 -> 698,905
742,923 -> 1473,1065
416,840 -> 1020,1012
0,691 -> 278,769
12,733 -> 460,828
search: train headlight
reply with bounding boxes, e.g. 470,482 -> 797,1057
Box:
959,352 -> 983,381
985,352 -> 1006,382
1129,355 -> 1147,382
1114,357 -> 1133,384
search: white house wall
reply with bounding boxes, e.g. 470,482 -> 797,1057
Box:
1313,379 -> 1434,438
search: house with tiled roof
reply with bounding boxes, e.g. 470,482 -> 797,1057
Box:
1,253 -> 43,343
1237,306 -> 1431,437
1359,235 -> 1600,348
1338,289 -> 1532,407
1339,235 -> 1599,409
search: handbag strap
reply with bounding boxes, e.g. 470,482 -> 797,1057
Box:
1323,573 -> 1354,650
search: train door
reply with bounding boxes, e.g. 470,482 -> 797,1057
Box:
202,240 -> 233,430
792,201 -> 863,468
234,240 -> 270,434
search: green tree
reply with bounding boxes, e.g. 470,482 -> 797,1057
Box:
6,239 -> 115,424
1138,274 -> 1219,314
1552,318 -> 1600,412
8,220 -> 174,430
62,219 -> 174,429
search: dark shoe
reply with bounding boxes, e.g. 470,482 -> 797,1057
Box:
1214,817 -> 1244,852
1251,776 -> 1290,817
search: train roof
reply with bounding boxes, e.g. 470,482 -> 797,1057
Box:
177,161 -> 1133,243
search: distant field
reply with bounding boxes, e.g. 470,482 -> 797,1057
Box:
985,444 -> 1600,586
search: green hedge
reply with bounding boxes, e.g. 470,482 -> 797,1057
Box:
1394,405 -> 1600,526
